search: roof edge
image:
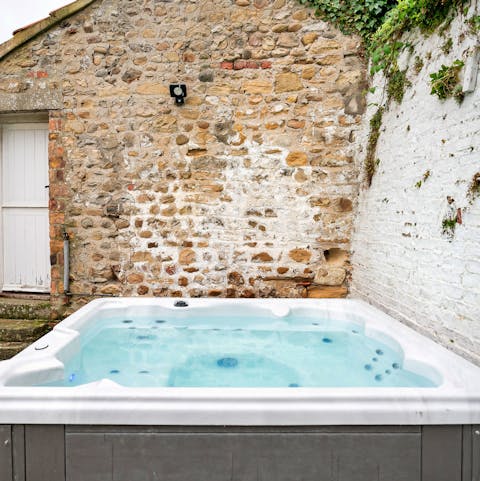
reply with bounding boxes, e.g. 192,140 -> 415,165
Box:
0,0 -> 97,62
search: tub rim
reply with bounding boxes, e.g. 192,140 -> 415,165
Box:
0,297 -> 479,426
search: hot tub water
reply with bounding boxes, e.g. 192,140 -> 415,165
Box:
42,315 -> 435,388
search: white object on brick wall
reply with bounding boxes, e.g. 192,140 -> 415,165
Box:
463,46 -> 479,93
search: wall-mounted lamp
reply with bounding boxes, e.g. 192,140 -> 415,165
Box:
170,84 -> 187,105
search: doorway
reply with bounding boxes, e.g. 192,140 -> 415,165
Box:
1,123 -> 50,293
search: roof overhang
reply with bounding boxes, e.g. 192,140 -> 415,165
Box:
0,0 -> 97,61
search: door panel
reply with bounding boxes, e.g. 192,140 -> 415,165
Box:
1,124 -> 50,292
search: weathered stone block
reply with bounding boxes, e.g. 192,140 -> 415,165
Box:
277,33 -> 298,48
275,72 -> 302,93
179,248 -> 196,265
307,285 -> 347,298
136,83 -> 169,95
242,80 -> 272,94
252,252 -> 274,262
314,266 -> 346,285
289,248 -> 312,262
286,151 -> 308,166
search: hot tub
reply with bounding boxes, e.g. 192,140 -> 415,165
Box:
0,298 -> 479,481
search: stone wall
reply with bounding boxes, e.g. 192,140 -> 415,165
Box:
350,9 -> 480,364
0,0 -> 365,312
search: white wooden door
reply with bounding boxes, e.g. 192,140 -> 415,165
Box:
1,124 -> 50,292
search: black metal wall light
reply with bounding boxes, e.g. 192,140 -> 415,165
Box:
170,84 -> 187,105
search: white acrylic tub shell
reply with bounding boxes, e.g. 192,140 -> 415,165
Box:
0,298 -> 479,425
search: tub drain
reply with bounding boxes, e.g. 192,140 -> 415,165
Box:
174,300 -> 188,307
217,357 -> 238,368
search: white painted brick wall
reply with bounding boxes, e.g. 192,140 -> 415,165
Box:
351,8 -> 480,364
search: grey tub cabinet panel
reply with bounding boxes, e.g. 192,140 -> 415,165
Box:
12,425 -> 25,481
1,424 -> 474,481
422,426 -> 463,481
25,425 -> 65,481
0,426 -> 12,481
65,430 -> 421,481
472,425 -> 480,481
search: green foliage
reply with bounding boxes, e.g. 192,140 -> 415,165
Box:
441,216 -> 457,237
429,60 -> 464,101
387,64 -> 410,103
468,15 -> 480,34
369,41 -> 403,74
415,170 -> 431,188
298,0 -> 397,42
365,108 -> 383,185
413,56 -> 424,74
300,0 -> 466,78
441,38 -> 453,54
369,0 -> 466,73
300,0 -> 465,82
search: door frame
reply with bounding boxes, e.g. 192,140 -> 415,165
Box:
0,113 -> 50,294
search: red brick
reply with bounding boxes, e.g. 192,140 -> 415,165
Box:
246,61 -> 259,69
51,266 -> 61,280
49,156 -> 65,169
260,61 -> 272,69
36,71 -> 48,78
457,208 -> 462,225
234,60 -> 246,70
220,61 -> 233,70
165,265 -> 176,275
50,184 -> 69,197
50,212 -> 65,224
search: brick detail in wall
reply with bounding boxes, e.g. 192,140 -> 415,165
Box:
220,60 -> 272,70
48,112 -> 68,307
26,70 -> 49,78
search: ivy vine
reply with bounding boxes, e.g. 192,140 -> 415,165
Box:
365,108 -> 383,185
298,0 -> 397,42
300,0 -> 466,74
370,0 -> 466,76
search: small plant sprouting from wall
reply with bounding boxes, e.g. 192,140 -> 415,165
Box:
442,216 -> 458,238
365,108 -> 383,185
441,196 -> 460,240
467,172 -> 480,204
415,170 -> 431,188
430,60 -> 465,102
441,37 -> 453,54
468,15 -> 480,34
413,56 -> 424,74
387,63 -> 410,103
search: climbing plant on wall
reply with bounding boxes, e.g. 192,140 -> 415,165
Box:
297,0 -> 397,42
299,0 -> 468,186
300,0 -> 466,67
369,0 -> 466,73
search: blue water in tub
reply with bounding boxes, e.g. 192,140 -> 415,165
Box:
41,315 -> 436,388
